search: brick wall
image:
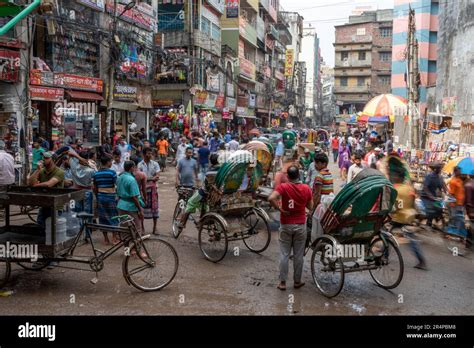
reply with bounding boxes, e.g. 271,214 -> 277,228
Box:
371,21 -> 393,95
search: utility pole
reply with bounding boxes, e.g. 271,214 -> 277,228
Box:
106,0 -> 117,143
22,15 -> 33,184
407,6 -> 420,150
188,0 -> 194,112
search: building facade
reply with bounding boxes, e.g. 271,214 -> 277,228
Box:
321,65 -> 335,125
391,0 -> 439,116
334,9 -> 393,117
433,0 -> 473,124
301,26 -> 321,127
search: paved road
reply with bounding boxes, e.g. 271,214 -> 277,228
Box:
1,161 -> 473,315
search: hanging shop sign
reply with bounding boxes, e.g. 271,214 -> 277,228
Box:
248,93 -> 256,108
222,107 -> 233,119
137,87 -> 153,109
284,49 -> 294,76
226,0 -> 239,18
205,93 -> 218,108
275,70 -> 285,81
215,94 -> 225,109
152,90 -> 182,107
193,91 -> 208,105
106,0 -> 156,31
207,72 -> 220,93
30,86 -> 64,102
30,69 -> 54,86
226,97 -> 237,112
113,85 -> 137,102
0,49 -> 20,82
54,73 -> 104,93
77,0 -> 105,11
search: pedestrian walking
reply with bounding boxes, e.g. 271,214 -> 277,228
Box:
331,135 -> 339,163
111,149 -> 124,175
93,155 -> 119,245
138,147 -> 161,234
198,141 -> 210,182
347,153 -> 364,183
176,147 -> 198,188
312,153 -> 334,209
0,140 -> 15,216
116,161 -> 145,238
447,166 -> 467,237
156,135 -> 169,171
229,136 -> 240,152
268,166 -> 313,291
421,163 -> 446,229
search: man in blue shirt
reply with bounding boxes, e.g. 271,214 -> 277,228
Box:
176,147 -> 198,187
209,133 -> 221,153
224,131 -> 232,143
198,141 -> 211,182
116,161 -> 145,235
275,137 -> 284,171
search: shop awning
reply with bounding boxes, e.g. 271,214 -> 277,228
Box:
66,90 -> 104,101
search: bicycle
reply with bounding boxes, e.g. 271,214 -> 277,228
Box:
172,186 -> 198,239
7,213 -> 179,292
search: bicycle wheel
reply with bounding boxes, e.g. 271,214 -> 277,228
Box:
242,209 -> 271,253
369,237 -> 404,289
123,237 -> 179,292
198,215 -> 228,263
310,238 -> 345,298
171,200 -> 185,239
0,258 -> 11,288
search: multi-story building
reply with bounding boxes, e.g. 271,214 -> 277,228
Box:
391,0 -> 438,116
321,65 -> 335,125
281,11 -> 305,125
301,26 -> 321,127
334,9 -> 393,116
434,0 -> 473,124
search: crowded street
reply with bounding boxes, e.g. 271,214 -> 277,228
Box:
1,159 -> 472,316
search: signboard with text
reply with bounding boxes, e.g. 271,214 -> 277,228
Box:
113,85 -> 137,102
30,86 -> 64,102
0,49 -> 20,82
54,73 -> 103,93
284,49 -> 294,76
226,0 -> 238,18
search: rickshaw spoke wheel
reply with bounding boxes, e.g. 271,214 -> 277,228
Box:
17,258 -> 50,271
0,258 -> 11,288
123,237 -> 179,292
198,216 -> 228,263
171,200 -> 185,239
242,210 -> 271,253
311,239 -> 345,298
369,238 -> 404,289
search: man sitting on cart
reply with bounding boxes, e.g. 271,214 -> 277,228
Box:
28,151 -> 65,227
176,154 -> 221,232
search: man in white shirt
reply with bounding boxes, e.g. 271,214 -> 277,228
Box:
347,154 -> 364,183
228,136 -> 240,152
0,140 -> 15,187
111,149 -> 124,175
367,148 -> 381,169
117,137 -> 131,161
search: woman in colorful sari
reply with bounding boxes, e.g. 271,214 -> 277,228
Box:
138,147 -> 161,234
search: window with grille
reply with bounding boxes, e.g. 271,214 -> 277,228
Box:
379,76 -> 391,85
357,77 -> 365,86
201,17 -> 211,35
341,52 -> 348,60
358,51 -> 366,61
211,23 -> 221,41
380,52 -> 391,62
340,77 -> 348,86
380,28 -> 392,38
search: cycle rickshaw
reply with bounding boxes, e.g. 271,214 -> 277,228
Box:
172,150 -> 271,263
242,140 -> 274,185
0,186 -> 178,291
307,169 -> 404,297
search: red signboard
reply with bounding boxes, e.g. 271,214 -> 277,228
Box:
30,69 -> 54,86
0,49 -> 20,82
215,94 -> 225,109
193,91 -> 208,105
106,0 -> 156,31
30,86 -> 64,102
54,73 -> 103,93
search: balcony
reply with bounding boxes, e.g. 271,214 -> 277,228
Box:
256,16 -> 265,42
154,69 -> 188,90
163,31 -> 190,47
333,85 -> 370,94
267,24 -> 279,40
335,57 -> 372,68
194,30 -> 221,57
334,69 -> 371,77
238,57 -> 256,81
239,17 -> 257,47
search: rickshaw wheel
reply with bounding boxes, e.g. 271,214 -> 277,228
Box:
171,200 -> 186,239
369,237 -> 404,289
242,209 -> 271,253
0,259 -> 11,288
311,238 -> 345,298
123,237 -> 179,292
198,215 -> 228,263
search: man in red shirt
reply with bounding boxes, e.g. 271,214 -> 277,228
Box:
331,135 -> 339,163
268,166 -> 313,291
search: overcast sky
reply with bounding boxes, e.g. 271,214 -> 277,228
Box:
280,0 -> 394,66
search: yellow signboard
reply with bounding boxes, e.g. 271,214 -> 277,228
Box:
284,49 -> 294,76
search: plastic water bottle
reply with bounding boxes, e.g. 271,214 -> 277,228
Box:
67,212 -> 81,237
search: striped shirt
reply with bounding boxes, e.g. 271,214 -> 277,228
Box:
93,169 -> 117,189
313,168 -> 334,195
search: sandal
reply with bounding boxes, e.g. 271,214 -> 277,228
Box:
277,282 -> 286,291
294,282 -> 305,289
